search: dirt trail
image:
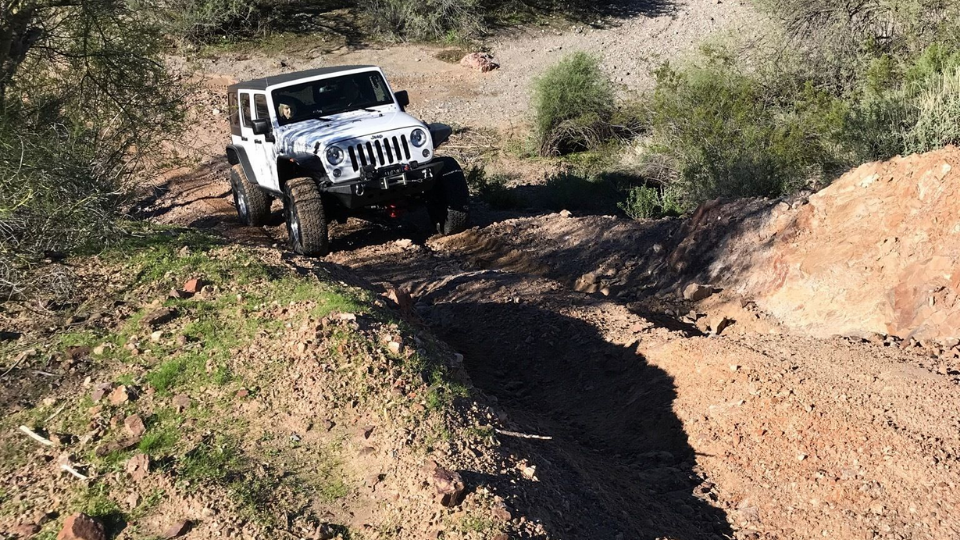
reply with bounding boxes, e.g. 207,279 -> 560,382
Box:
143,164 -> 960,539
143,3 -> 960,536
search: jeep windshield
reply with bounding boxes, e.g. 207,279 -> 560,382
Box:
272,71 -> 394,127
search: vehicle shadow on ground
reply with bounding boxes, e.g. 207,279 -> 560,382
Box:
425,298 -> 732,539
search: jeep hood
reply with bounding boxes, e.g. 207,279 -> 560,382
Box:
274,110 -> 424,157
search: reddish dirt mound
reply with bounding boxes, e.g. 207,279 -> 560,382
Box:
673,146 -> 960,342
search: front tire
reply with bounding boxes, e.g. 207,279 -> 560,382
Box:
427,157 -> 470,235
284,177 -> 329,257
229,164 -> 271,226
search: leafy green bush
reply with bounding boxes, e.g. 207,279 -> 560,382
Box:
533,52 -> 620,156
618,185 -> 684,220
158,0 -> 276,44
907,67 -> 960,153
360,0 -> 481,41
643,58 -> 837,207
0,0 -> 185,298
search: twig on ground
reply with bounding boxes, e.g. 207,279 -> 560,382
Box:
495,428 -> 553,441
60,463 -> 89,480
46,403 -> 68,422
18,425 -> 54,446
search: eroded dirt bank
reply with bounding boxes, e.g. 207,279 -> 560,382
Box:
142,145 -> 960,539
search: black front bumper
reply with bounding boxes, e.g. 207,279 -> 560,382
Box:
323,160 -> 443,209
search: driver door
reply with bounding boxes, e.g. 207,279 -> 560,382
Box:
251,93 -> 280,193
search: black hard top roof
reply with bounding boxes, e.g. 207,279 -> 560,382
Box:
228,65 -> 378,91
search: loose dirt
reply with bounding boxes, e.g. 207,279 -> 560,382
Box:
142,154 -> 960,539
136,3 -> 960,538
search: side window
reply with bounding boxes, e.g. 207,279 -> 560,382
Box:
253,94 -> 269,121
239,93 -> 252,127
228,93 -> 240,128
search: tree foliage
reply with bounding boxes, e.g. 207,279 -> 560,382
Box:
0,0 -> 185,298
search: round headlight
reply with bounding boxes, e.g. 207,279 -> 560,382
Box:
326,146 -> 344,166
410,128 -> 427,148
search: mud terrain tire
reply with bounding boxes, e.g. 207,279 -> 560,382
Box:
428,157 -> 471,235
229,164 -> 271,226
284,177 -> 329,257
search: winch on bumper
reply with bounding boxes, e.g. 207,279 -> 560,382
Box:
323,160 -> 443,209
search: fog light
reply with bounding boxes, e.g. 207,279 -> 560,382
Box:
333,168 -> 342,178
422,149 -> 430,158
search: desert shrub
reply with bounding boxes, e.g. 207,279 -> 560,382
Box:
0,0 -> 185,298
543,170 -> 627,212
643,58 -> 836,207
618,186 -> 660,219
158,0 -> 279,44
533,52 -> 620,156
360,0 -> 482,41
465,167 -> 524,209
618,184 -> 684,220
906,67 -> 960,153
839,46 -> 960,160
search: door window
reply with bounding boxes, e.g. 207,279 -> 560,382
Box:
239,93 -> 253,127
228,93 -> 240,128
253,94 -> 270,121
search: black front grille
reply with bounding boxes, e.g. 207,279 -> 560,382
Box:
348,135 -> 411,172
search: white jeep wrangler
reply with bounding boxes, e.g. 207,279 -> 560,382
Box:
225,65 -> 470,256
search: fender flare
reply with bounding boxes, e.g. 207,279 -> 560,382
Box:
226,145 -> 256,184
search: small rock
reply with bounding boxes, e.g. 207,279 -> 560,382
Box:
322,419 -> 335,431
125,491 -> 141,509
366,473 -> 381,489
394,239 -> 413,249
57,513 -> 104,540
161,520 -> 191,539
92,344 -> 111,356
387,341 -> 403,355
141,307 -> 177,329
683,283 -> 715,302
360,425 -> 375,439
150,331 -> 163,342
183,278 -> 205,295
168,289 -> 184,299
492,504 -> 512,522
521,465 -> 537,480
235,388 -> 249,399
95,437 -> 140,457
108,386 -> 130,406
425,460 -> 466,507
559,209 -> 572,218
12,523 -> 40,537
460,52 -> 500,72
172,394 -> 191,412
316,523 -> 337,540
711,317 -> 733,335
385,287 -> 414,313
90,383 -> 113,402
124,414 -> 146,438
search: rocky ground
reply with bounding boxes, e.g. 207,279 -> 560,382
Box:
6,1 -> 960,539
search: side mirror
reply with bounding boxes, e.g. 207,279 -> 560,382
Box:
251,119 -> 272,136
395,90 -> 410,111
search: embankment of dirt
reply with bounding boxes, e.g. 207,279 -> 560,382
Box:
671,146 -> 960,342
